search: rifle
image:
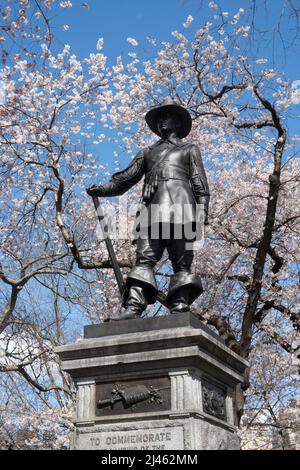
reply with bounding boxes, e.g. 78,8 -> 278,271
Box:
92,196 -> 169,308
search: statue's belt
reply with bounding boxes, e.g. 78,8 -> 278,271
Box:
145,167 -> 189,182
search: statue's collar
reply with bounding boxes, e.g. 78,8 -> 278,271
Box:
149,136 -> 184,149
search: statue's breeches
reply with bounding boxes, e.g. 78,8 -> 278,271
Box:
135,225 -> 194,273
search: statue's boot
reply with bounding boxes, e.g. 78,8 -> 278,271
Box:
119,285 -> 148,320
169,285 -> 191,314
112,265 -> 158,321
166,271 -> 203,314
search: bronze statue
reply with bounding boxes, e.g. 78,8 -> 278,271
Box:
87,98 -> 210,320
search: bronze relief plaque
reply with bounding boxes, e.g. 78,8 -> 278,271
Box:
202,379 -> 227,421
95,376 -> 171,416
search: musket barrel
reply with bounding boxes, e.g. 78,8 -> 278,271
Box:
92,196 -> 126,297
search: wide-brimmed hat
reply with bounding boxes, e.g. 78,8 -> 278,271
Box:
145,97 -> 192,138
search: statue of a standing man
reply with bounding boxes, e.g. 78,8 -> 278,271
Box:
87,98 -> 210,320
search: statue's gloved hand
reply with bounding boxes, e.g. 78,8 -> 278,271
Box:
86,184 -> 105,197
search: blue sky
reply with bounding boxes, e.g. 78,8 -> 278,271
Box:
55,0 -> 299,78
50,1 -> 300,175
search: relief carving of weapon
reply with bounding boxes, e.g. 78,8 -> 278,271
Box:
97,383 -> 169,409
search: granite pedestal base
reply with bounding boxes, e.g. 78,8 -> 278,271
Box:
55,313 -> 248,450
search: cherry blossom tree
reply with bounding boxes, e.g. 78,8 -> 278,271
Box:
0,1 -> 299,448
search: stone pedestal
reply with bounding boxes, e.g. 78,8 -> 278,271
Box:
55,313 -> 248,450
